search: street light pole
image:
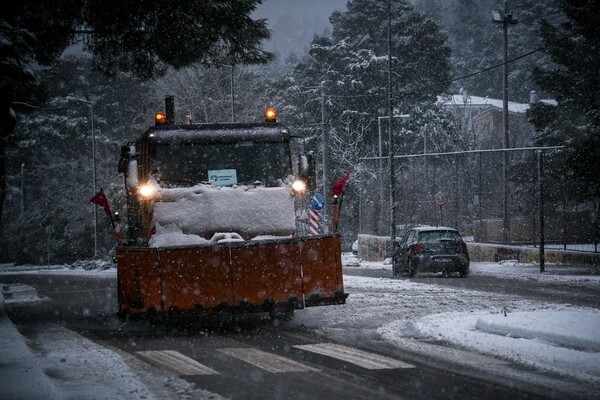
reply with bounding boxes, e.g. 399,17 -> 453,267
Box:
388,0 -> 395,254
66,96 -> 97,257
218,64 -> 235,122
493,1 -> 518,244
378,115 -> 408,236
230,64 -> 235,122
20,163 -> 25,216
321,82 -> 329,232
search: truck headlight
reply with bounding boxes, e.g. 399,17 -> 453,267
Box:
138,183 -> 156,199
291,179 -> 307,195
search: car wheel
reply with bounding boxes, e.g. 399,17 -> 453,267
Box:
407,259 -> 416,278
392,259 -> 399,276
459,267 -> 469,278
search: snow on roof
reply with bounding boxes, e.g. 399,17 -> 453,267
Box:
146,124 -> 290,145
539,99 -> 558,106
439,94 -> 530,114
411,225 -> 459,232
150,184 -> 296,246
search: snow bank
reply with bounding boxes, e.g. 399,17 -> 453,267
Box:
475,310 -> 600,352
413,309 -> 600,383
151,184 -> 296,245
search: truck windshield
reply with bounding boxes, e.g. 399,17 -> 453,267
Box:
151,141 -> 292,187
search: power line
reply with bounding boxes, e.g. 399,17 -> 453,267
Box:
360,146 -> 565,161
295,32 -> 578,101
12,102 -> 68,110
435,32 -> 578,88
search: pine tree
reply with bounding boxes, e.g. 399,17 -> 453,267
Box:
1,58 -> 158,263
529,0 -> 600,201
0,0 -> 273,229
274,0 -> 457,236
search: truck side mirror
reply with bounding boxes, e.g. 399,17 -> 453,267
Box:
298,152 -> 316,191
117,145 -> 130,173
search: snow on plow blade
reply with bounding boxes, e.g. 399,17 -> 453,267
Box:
116,235 -> 347,319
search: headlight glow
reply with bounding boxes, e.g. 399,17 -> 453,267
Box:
291,179 -> 307,195
138,183 -> 156,199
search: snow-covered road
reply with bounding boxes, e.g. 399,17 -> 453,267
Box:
1,258 -> 599,399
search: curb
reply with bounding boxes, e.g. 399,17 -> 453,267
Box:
0,285 -> 60,400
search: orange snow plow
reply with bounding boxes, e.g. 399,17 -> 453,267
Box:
116,235 -> 345,318
115,97 -> 347,320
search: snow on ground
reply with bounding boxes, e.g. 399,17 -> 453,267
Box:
0,266 -> 224,400
2,257 -> 600,396
529,243 -> 598,252
298,256 -> 600,387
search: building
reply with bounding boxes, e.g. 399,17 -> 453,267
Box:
438,90 -> 556,149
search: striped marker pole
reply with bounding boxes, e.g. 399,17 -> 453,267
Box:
309,207 -> 319,236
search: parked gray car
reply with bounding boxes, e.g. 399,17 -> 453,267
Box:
393,226 -> 469,278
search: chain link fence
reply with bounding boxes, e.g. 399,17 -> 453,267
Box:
356,148 -> 599,252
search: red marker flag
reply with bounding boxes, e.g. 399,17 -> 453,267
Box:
90,189 -> 111,216
332,172 -> 351,197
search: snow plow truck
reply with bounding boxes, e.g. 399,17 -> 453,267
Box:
115,96 -> 347,320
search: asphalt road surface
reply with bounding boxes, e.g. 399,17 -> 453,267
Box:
2,269 -> 594,400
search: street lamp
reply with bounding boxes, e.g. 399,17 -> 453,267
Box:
492,1 -> 518,244
377,115 -> 409,235
66,96 -> 97,257
219,64 -> 235,122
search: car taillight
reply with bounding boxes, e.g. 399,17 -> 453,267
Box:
412,243 -> 424,253
458,242 -> 468,253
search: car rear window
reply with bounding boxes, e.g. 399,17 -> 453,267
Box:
418,231 -> 462,243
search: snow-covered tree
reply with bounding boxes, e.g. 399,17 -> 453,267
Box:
415,0 -> 564,101
1,58 -> 157,263
1,0 -> 273,228
528,0 -> 600,205
156,64 -> 273,125
271,0 -> 456,238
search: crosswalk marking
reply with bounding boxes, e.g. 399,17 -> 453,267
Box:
391,338 -> 511,365
218,347 -> 320,373
294,343 -> 414,370
135,350 -> 219,376
136,340 -> 497,377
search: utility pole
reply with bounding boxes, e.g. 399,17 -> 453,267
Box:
493,1 -> 518,244
388,0 -> 395,255
230,64 -> 235,122
66,96 -> 97,257
321,82 -> 329,232
20,163 -> 25,216
217,64 -> 235,122
537,150 -> 545,273
386,1 -> 410,256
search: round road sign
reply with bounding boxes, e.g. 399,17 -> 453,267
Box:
434,191 -> 448,207
311,193 -> 325,211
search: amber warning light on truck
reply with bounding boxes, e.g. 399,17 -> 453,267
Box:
155,112 -> 167,126
265,107 -> 277,122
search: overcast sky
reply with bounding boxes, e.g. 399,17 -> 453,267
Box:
253,0 -> 347,19
253,0 -> 348,59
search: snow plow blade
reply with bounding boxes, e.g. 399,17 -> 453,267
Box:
116,235 -> 347,319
